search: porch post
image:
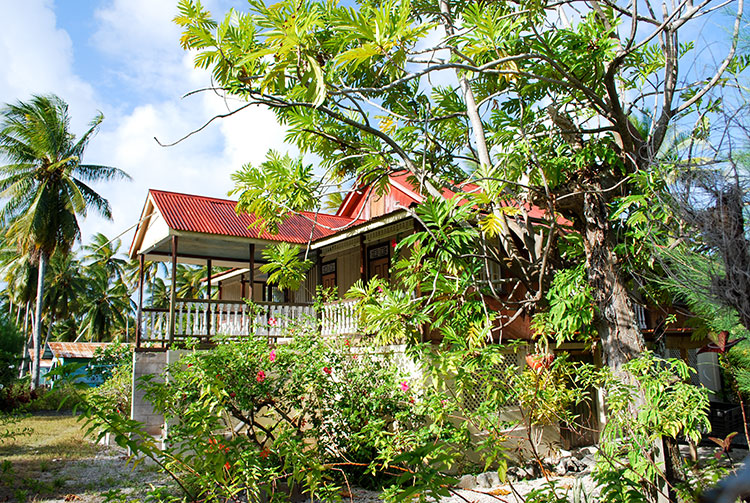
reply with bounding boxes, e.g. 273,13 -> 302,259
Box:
359,235 -> 366,282
206,259 -> 212,339
136,254 -> 144,348
249,244 -> 255,301
168,236 -> 178,346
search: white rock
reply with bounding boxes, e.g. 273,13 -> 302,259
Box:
457,474 -> 476,490
476,471 -> 500,488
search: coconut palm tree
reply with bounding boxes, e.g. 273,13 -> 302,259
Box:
0,94 -> 129,389
82,232 -> 128,284
78,268 -> 133,342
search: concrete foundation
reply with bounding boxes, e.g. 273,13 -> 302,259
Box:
131,350 -> 167,437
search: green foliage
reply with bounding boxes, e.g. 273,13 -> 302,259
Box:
81,331 -> 436,502
230,151 -> 318,236
532,264 -> 597,347
597,352 -> 711,496
87,341 -> 133,386
259,243 -> 312,291
0,314 -> 22,388
0,412 -> 31,443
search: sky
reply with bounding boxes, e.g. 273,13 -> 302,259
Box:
1,0 -> 295,253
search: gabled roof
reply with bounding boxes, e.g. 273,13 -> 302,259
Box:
48,342 -> 110,360
149,190 -> 360,242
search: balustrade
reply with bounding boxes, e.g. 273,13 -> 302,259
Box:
138,299 -> 320,347
321,298 -> 360,336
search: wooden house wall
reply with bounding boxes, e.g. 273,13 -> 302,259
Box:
292,264 -> 319,304
320,243 -> 361,298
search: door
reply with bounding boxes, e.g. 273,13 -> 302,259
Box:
321,261 -> 337,295
369,257 -> 390,281
368,243 -> 391,281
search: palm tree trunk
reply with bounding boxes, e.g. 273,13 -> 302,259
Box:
18,301 -> 30,378
31,254 -> 47,390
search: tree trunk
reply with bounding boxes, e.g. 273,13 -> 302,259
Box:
31,254 -> 47,390
18,301 -> 30,379
581,188 -> 645,374
583,187 -> 684,502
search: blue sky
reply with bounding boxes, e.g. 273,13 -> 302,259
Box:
1,0 -> 293,252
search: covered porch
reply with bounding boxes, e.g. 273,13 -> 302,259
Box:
129,190 -> 361,349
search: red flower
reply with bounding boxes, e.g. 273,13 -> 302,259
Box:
391,239 -> 397,248
323,367 -> 332,375
256,370 -> 266,383
344,339 -> 350,347
224,462 -> 231,471
268,317 -> 278,326
259,447 -> 271,459
229,392 -> 236,398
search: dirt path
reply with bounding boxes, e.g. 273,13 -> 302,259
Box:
0,412 -> 162,503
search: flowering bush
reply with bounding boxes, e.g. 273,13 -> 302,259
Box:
85,331 -> 429,502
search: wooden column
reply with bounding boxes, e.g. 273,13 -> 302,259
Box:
316,250 -> 323,289
136,254 -> 144,348
168,236 -> 178,346
206,258 -> 212,339
249,244 -> 255,301
359,234 -> 367,282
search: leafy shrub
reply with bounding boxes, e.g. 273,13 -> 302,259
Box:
87,341 -> 132,384
0,315 -> 23,389
86,357 -> 132,418
0,378 -> 83,413
83,331 -> 435,502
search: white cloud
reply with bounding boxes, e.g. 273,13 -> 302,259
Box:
0,0 -> 99,131
1,0 -> 293,249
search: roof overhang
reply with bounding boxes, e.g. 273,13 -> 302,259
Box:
311,209 -> 412,250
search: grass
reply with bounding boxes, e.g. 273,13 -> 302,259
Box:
0,412 -> 162,502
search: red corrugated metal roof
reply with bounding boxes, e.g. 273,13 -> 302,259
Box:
48,342 -> 110,360
150,190 -> 362,243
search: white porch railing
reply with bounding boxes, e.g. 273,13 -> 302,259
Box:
321,298 -> 360,336
139,299 -> 317,346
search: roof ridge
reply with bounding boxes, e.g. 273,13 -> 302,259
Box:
150,189 -> 238,205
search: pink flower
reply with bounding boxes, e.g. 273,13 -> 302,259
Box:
400,381 -> 409,392
269,350 -> 276,363
256,370 -> 266,383
377,286 -> 383,293
268,317 -> 278,326
352,354 -> 358,360
323,367 -> 332,375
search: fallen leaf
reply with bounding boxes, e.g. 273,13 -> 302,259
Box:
489,487 -> 511,496
64,495 -> 79,501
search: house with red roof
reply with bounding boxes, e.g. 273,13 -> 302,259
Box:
128,172 -> 725,447
128,172 -> 546,348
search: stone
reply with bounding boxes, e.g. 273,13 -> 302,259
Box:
580,454 -> 597,469
555,460 -> 568,476
558,448 -> 572,458
457,474 -> 477,490
476,471 -> 500,488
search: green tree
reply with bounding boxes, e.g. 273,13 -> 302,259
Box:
78,269 -> 132,342
0,314 -> 23,388
82,232 -> 128,284
0,94 -> 129,389
44,251 -> 87,341
175,0 -> 744,376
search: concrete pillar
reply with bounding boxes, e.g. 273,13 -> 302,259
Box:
131,351 -> 168,437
